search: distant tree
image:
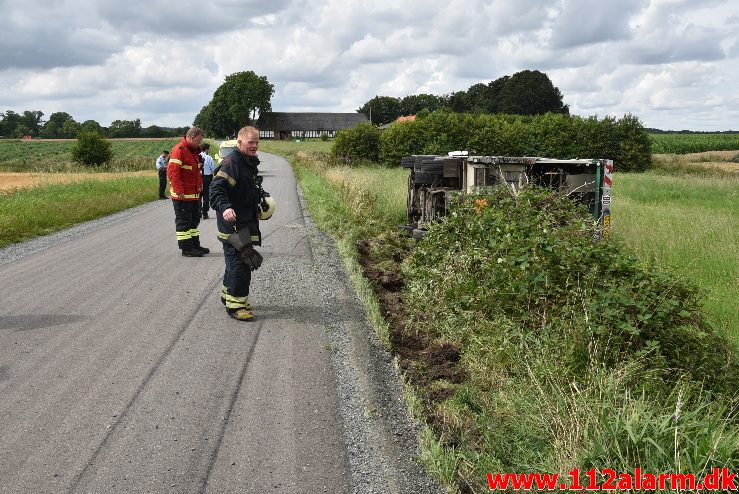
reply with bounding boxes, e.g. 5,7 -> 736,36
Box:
143,125 -> 166,137
80,119 -> 103,134
498,70 -> 569,116
41,112 -> 78,138
20,110 -> 44,137
108,118 -> 142,138
0,110 -> 23,137
399,94 -> 444,116
71,131 -> 113,166
444,91 -> 471,113
357,96 -> 402,125
195,71 -> 274,137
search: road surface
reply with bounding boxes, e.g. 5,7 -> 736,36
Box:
0,153 -> 442,494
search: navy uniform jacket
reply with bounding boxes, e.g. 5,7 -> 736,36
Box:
209,149 -> 262,245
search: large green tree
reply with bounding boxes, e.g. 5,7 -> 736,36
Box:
41,112 -> 79,138
357,96 -> 402,125
399,93 -> 444,116
498,70 -> 569,115
194,71 -> 274,137
108,118 -> 142,138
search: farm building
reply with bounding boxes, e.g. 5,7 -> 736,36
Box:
255,112 -> 369,139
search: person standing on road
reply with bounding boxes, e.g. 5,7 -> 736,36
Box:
200,143 -> 215,219
156,150 -> 169,199
167,126 -> 210,257
210,126 -> 272,321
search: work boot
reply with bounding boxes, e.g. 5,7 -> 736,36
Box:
181,249 -> 204,257
195,245 -> 210,255
228,308 -> 254,321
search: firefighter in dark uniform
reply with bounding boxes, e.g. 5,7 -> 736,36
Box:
167,126 -> 210,257
210,126 -> 272,321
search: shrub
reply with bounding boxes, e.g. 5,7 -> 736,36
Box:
378,111 -> 652,171
402,186 -> 739,490
404,186 -> 738,394
320,132 -> 329,141
331,122 -> 381,162
71,131 -> 113,166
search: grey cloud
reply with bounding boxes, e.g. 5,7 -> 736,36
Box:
96,0 -> 297,37
549,0 -> 646,49
625,25 -> 725,65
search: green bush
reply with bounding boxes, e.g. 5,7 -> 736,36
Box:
403,186 -> 739,489
71,131 -> 113,166
405,187 -> 737,393
320,132 -> 329,141
378,111 -> 652,171
331,122 -> 381,162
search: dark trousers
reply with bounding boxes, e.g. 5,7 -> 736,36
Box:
158,169 -> 167,198
201,174 -> 212,215
172,200 -> 201,250
221,242 -> 251,309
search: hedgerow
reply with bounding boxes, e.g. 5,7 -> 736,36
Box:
365,111 -> 652,171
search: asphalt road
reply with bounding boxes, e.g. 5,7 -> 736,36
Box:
0,153 -> 443,494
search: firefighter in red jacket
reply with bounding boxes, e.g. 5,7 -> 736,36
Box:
167,126 -> 210,257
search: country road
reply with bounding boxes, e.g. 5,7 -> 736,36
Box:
0,153 -> 443,494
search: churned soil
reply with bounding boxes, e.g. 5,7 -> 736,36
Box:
355,238 -> 466,400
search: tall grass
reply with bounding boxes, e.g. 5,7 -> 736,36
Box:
0,177 -> 160,247
613,173 -> 739,346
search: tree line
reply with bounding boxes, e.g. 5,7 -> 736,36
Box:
358,70 -> 569,125
0,110 -> 189,139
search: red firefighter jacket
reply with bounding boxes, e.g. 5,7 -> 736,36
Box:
167,137 -> 203,201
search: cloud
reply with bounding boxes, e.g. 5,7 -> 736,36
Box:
549,0 -> 646,49
2,0 -> 738,130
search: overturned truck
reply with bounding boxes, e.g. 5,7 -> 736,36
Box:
401,153 -> 613,239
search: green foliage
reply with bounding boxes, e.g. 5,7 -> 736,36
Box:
331,122 -> 381,162
498,70 -> 569,115
378,111 -> 652,172
357,96 -> 403,125
41,111 -> 79,139
195,70 -> 274,137
405,187 -> 737,392
70,132 -> 113,167
358,70 -> 568,121
320,132 -> 329,141
649,132 -> 739,154
108,119 -> 142,138
403,186 -> 739,490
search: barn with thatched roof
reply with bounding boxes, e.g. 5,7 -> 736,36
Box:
256,112 -> 369,139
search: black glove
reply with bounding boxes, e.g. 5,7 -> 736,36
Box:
240,244 -> 263,271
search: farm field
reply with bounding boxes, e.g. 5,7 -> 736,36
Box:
0,170 -> 156,192
649,132 -> 739,154
0,138 -> 179,172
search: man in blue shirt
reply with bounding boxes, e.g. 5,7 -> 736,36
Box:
200,143 -> 215,218
155,150 -> 169,199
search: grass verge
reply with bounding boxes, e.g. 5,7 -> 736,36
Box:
0,176 -> 161,248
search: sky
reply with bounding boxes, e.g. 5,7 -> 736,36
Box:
1,0 -> 738,131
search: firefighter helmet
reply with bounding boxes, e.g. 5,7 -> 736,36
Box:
258,195 -> 276,220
